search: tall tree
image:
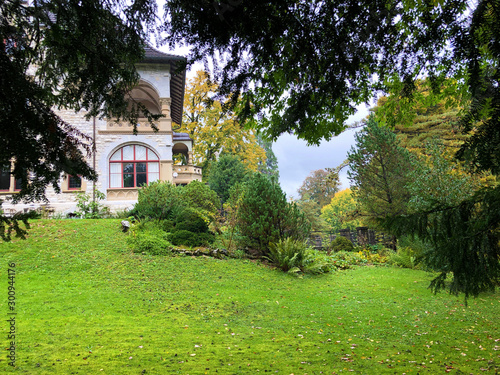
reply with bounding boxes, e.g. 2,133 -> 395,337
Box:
180,70 -> 266,177
207,154 -> 250,205
256,135 -> 280,180
347,116 -> 414,228
297,169 -> 339,208
1,0 -> 161,201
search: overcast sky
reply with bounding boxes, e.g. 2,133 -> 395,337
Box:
274,108 -> 369,199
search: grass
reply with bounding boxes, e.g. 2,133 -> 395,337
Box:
1,219 -> 499,374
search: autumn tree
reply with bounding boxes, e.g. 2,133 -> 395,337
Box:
372,80 -> 468,154
295,199 -> 328,233
180,70 -> 266,177
321,188 -> 364,232
297,169 -> 339,208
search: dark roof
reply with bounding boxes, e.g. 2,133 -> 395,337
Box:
142,45 -> 186,126
173,132 -> 193,142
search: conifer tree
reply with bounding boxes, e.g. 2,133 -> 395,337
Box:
347,116 -> 414,229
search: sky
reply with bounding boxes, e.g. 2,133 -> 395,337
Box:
274,109 -> 368,200
163,45 -> 372,199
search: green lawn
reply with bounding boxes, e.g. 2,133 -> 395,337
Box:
1,219 -> 499,374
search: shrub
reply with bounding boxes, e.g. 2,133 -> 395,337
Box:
267,238 -> 308,272
127,228 -> 172,255
329,251 -> 367,270
75,191 -> 109,219
235,173 -> 310,257
329,236 -> 354,252
132,181 -> 184,220
388,246 -> 422,269
175,212 -> 209,233
158,219 -> 175,233
302,249 -> 332,274
208,154 -> 249,204
181,180 -> 221,222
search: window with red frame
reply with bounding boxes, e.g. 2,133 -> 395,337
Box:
109,145 -> 160,188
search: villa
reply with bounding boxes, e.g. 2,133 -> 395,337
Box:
1,46 -> 201,214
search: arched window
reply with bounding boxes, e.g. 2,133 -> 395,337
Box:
109,145 -> 159,188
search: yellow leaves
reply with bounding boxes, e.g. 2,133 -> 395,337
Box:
181,70 -> 266,174
321,188 -> 364,231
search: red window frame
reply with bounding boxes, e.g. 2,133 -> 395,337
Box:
109,145 -> 159,188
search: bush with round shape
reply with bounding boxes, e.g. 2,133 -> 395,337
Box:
329,236 -> 354,252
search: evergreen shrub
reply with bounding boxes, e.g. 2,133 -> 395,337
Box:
127,228 -> 172,255
236,173 -> 310,257
168,230 -> 215,248
329,236 -> 354,252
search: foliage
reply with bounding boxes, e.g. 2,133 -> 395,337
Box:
329,236 -> 355,253
132,181 -> 184,221
388,246 -> 423,270
165,0 -> 472,144
127,226 -> 172,256
216,182 -> 247,251
348,116 -> 414,229
130,181 -> 218,248
406,140 -> 482,212
180,70 -> 266,176
168,230 -> 215,248
180,180 -> 220,223
321,188 -> 363,231
267,238 -> 330,275
266,238 -> 307,273
256,134 -> 280,180
329,251 -> 368,270
1,0 -> 161,201
374,79 -> 467,148
235,173 -> 310,257
174,214 -> 209,234
295,199 -> 328,232
0,207 -> 38,241
383,185 -> 500,299
74,191 -> 109,219
297,169 -> 339,208
208,154 -> 249,205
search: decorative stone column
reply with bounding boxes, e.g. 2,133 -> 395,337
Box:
158,98 -> 172,132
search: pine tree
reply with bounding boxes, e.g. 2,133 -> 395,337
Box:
347,116 -> 414,229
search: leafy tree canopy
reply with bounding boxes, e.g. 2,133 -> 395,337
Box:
321,188 -> 364,232
297,169 -> 339,208
165,0 -> 474,144
180,70 -> 266,176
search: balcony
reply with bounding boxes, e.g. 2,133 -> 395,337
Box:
172,165 -> 203,185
